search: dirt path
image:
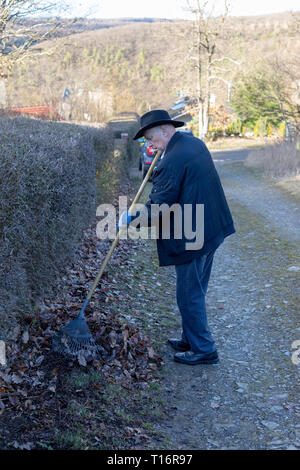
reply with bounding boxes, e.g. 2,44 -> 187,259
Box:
127,156 -> 300,450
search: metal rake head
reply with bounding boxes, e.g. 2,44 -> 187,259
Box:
52,331 -> 100,357
51,312 -> 99,357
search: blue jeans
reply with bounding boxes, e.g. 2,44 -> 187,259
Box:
175,249 -> 216,354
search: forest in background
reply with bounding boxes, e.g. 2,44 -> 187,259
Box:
2,11 -> 300,137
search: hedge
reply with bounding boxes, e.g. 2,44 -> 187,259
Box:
0,117 -> 113,338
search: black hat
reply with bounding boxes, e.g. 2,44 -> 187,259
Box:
133,109 -> 185,140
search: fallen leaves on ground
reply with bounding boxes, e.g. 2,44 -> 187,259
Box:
0,180 -> 162,448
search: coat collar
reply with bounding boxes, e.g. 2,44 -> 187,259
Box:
165,131 -> 183,155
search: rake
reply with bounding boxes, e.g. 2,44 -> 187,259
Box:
51,150 -> 162,357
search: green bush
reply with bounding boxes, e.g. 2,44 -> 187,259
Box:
226,118 -> 243,136
207,125 -> 223,140
278,121 -> 286,138
0,117 -> 113,337
267,122 -> 273,136
253,118 -> 268,137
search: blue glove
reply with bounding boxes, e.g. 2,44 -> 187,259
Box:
118,211 -> 135,231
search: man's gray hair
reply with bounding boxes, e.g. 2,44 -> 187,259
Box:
147,123 -> 175,135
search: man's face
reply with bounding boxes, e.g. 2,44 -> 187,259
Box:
144,126 -> 168,152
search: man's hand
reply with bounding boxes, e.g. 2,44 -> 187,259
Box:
118,211 -> 134,231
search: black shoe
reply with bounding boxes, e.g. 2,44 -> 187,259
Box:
174,350 -> 219,365
168,338 -> 191,352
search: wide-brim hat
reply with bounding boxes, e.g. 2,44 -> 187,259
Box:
133,109 -> 185,140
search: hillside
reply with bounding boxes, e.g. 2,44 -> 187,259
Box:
4,11 -> 300,123
22,16 -> 174,38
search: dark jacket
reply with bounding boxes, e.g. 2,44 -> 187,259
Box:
145,131 -> 235,267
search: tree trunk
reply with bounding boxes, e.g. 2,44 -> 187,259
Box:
198,103 -> 204,139
203,99 -> 209,137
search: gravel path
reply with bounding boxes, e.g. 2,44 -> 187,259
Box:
141,158 -> 300,450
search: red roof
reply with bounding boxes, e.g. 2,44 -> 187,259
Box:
2,106 -> 62,120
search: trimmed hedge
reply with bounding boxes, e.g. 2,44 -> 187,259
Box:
0,117 -> 113,338
126,120 -> 140,163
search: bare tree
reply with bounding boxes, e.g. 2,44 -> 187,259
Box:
0,1 -> 94,78
184,0 -> 238,138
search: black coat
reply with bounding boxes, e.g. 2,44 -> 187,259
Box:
145,131 -> 235,267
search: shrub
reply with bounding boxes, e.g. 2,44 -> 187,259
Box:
278,121 -> 286,138
253,118 -> 268,137
207,125 -> 223,140
246,141 -> 300,178
126,118 -> 140,163
226,118 -> 243,136
267,122 -> 273,136
0,117 -> 113,337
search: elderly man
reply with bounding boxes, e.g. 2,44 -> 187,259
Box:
120,110 -> 235,365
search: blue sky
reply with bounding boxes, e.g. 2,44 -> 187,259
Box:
70,0 -> 300,19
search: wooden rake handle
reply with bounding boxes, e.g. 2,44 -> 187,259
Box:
86,150 -> 162,300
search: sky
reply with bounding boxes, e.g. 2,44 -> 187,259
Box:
71,0 -> 300,19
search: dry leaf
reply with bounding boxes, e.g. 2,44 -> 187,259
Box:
24,400 -> 33,409
147,346 -> 156,360
35,355 -> 44,366
210,401 -> 220,409
78,351 -> 87,367
22,330 -> 29,344
0,399 -> 5,416
11,373 -> 22,384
